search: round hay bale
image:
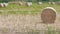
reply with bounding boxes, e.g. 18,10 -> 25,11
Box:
0,3 -> 4,7
57,2 -> 60,5
19,2 -> 23,6
48,2 -> 51,4
26,2 -> 32,7
38,2 -> 42,5
48,2 -> 55,4
41,7 -> 57,23
3,3 -> 8,7
52,2 -> 55,4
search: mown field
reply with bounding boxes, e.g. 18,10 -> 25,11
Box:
0,3 -> 60,34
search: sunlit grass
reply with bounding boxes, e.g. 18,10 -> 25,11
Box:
0,3 -> 59,15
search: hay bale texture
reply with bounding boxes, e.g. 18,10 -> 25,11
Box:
41,7 -> 57,23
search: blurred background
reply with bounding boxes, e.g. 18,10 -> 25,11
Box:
0,0 -> 60,3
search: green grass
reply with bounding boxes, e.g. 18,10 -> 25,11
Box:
0,3 -> 60,15
46,26 -> 59,34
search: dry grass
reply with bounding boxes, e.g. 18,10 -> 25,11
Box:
0,3 -> 60,34
0,13 -> 59,34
